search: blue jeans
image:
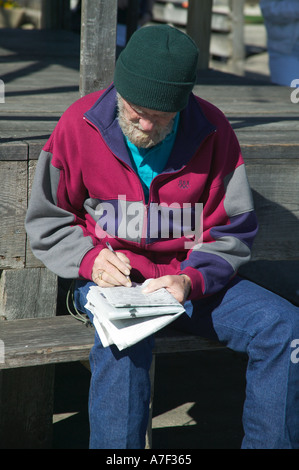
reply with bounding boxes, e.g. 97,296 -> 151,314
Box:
74,277 -> 299,449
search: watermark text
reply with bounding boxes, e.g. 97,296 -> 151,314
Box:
291,339 -> 299,364
94,197 -> 203,250
0,79 -> 4,104
290,79 -> 299,104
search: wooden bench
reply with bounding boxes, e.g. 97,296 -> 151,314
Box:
0,316 -> 225,371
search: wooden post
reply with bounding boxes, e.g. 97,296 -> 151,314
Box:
187,0 -> 213,70
80,0 -> 118,96
229,0 -> 245,75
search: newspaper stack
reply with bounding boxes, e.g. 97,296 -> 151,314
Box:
85,280 -> 185,351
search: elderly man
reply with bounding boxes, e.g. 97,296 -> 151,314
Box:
25,25 -> 299,449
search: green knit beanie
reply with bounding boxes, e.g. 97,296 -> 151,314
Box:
114,25 -> 199,112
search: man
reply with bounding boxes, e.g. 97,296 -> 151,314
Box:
25,25 -> 299,449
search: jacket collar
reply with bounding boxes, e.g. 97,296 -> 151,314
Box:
84,84 -> 216,172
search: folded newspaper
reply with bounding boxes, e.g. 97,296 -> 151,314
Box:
85,280 -> 185,351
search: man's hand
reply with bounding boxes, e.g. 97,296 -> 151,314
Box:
92,248 -> 132,287
142,274 -> 191,305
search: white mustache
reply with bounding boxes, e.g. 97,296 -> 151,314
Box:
132,121 -> 149,132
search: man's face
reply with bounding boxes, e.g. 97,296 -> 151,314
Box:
117,94 -> 177,148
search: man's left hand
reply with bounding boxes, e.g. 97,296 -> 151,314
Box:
142,274 -> 191,305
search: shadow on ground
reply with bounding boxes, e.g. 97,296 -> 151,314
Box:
53,349 -> 247,449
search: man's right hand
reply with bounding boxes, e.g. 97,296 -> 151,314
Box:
91,248 -> 132,287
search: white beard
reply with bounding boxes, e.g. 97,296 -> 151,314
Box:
117,95 -> 174,149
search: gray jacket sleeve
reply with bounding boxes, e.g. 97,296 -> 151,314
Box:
25,150 -> 96,279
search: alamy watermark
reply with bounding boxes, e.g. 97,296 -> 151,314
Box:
290,79 -> 299,104
94,197 -> 203,250
0,339 -> 4,364
0,79 -> 4,104
291,339 -> 299,364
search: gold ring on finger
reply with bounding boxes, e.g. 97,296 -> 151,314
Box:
98,270 -> 104,281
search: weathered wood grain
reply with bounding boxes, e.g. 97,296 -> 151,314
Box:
0,315 -> 225,370
80,0 -> 117,96
0,316 -> 94,369
0,142 -> 27,161
0,161 -> 27,269
0,268 -> 58,320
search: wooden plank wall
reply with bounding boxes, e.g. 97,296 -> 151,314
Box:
193,78 -> 299,263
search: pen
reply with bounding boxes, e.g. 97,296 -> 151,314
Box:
106,241 -> 131,284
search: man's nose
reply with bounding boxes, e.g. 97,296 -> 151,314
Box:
139,117 -> 155,132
